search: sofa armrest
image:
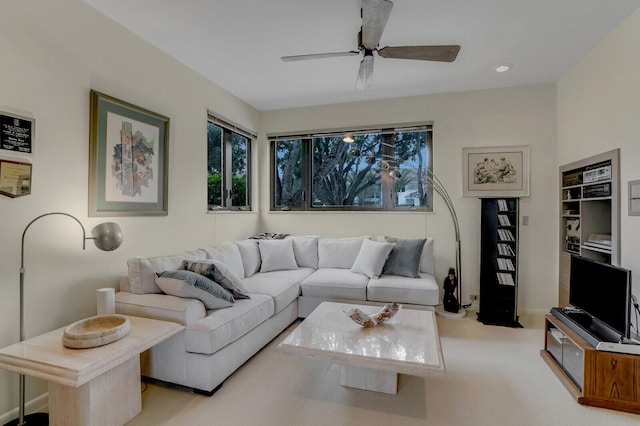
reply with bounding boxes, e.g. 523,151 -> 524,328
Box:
115,291 -> 206,326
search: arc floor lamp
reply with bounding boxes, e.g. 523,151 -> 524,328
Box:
424,169 -> 466,318
8,212 -> 123,426
345,140 -> 464,317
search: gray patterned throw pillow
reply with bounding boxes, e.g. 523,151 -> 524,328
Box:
182,260 -> 250,299
156,270 -> 235,310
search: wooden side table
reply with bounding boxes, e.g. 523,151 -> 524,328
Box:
0,315 -> 183,426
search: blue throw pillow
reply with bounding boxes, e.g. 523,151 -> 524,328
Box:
382,238 -> 427,278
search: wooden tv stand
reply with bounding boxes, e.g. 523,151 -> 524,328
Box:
541,314 -> 640,414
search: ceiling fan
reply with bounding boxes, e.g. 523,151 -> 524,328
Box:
281,0 -> 461,90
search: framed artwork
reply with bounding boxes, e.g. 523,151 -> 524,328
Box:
89,90 -> 169,216
462,145 -> 530,197
0,159 -> 32,198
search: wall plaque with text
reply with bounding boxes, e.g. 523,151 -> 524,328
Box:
1,112 -> 35,155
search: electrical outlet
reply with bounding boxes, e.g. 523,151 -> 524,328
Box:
469,294 -> 478,301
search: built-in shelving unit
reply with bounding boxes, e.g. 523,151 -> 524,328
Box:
478,198 -> 520,327
558,149 -> 620,306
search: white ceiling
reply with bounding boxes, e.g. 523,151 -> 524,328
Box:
84,0 -> 640,111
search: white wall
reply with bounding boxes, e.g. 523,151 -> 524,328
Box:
557,9 -> 640,298
261,84 -> 559,314
0,0 -> 260,418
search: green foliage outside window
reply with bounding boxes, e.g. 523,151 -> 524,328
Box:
207,173 -> 247,207
207,121 -> 250,209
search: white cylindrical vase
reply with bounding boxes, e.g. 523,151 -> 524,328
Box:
96,287 -> 116,315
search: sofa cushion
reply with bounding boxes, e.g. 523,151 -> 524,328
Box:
252,267 -> 315,283
258,239 -> 298,273
301,268 -> 369,300
367,273 -> 439,305
235,239 -> 261,277
203,242 -> 245,279
383,238 -> 427,278
240,275 -> 299,314
287,236 -> 319,269
115,292 -> 206,326
351,238 -> 395,279
318,237 -> 366,269
156,270 -> 235,308
184,294 -> 274,355
181,259 -> 249,299
127,249 -> 207,294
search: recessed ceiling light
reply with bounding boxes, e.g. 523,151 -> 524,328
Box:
495,63 -> 512,73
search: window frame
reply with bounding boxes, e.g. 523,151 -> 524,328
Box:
207,113 -> 255,211
269,123 -> 433,212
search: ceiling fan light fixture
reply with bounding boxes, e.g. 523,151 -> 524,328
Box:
495,63 -> 512,73
343,132 -> 355,143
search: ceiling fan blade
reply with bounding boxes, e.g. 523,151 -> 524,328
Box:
281,51 -> 359,62
355,54 -> 374,90
361,0 -> 393,50
378,45 -> 461,62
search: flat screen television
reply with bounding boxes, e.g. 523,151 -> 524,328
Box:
569,254 -> 631,339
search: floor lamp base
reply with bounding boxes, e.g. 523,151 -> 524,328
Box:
435,305 -> 467,319
3,413 -> 49,426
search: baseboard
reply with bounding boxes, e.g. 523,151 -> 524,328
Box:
0,393 -> 48,425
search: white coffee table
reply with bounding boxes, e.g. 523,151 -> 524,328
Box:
277,302 -> 445,394
0,315 -> 182,426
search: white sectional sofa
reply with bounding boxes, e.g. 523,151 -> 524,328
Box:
115,235 -> 439,395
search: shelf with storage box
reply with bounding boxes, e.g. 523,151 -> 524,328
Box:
478,198 -> 520,327
541,314 -> 640,414
558,149 -> 620,306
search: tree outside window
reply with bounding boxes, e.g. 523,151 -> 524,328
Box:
272,126 -> 432,211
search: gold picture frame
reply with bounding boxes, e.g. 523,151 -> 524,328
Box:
0,159 -> 32,198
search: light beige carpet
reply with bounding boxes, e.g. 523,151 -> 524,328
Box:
126,311 -> 639,426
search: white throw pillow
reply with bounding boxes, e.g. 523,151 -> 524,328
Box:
288,236 -> 319,269
202,242 -> 245,279
235,239 -> 261,277
350,239 -> 395,279
420,237 -> 435,274
258,239 -> 299,273
318,237 -> 366,269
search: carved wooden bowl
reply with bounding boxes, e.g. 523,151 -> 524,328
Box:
62,314 -> 131,349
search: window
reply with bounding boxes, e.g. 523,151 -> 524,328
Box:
207,115 -> 254,211
271,124 -> 433,211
